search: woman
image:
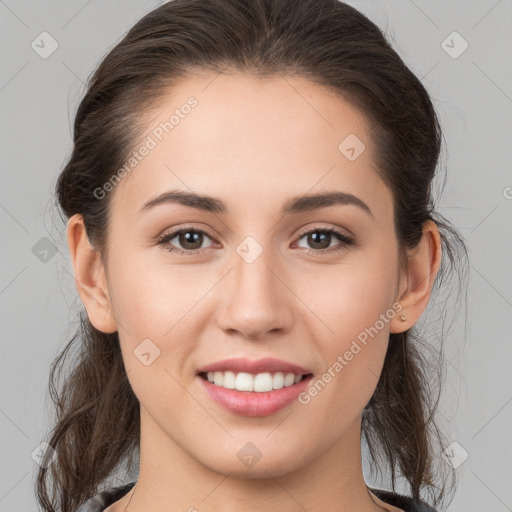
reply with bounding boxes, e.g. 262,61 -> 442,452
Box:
36,0 -> 468,511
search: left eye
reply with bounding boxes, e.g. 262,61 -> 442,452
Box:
157,227 -> 354,255
295,228 -> 354,252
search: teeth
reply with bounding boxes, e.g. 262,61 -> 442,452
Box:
205,371 -> 305,392
222,371 -> 236,389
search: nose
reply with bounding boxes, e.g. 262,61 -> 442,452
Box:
215,242 -> 294,340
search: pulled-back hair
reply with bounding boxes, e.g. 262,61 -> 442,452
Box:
37,1 -> 468,510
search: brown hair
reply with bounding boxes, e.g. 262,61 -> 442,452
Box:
37,0 -> 468,510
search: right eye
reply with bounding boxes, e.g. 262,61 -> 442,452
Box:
157,227 -> 216,255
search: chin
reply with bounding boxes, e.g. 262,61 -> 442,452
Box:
195,445 -> 308,479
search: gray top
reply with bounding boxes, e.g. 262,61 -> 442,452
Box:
75,481 -> 438,512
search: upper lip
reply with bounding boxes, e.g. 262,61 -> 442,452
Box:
197,357 -> 311,375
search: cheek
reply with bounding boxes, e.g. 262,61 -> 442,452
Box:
300,254 -> 397,343
301,251 -> 397,406
108,250 -> 206,393
107,248 -> 208,337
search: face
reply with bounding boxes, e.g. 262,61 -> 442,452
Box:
100,71 -> 405,477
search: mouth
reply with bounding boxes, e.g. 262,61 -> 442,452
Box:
197,370 -> 314,417
198,371 -> 313,392
195,357 -> 314,416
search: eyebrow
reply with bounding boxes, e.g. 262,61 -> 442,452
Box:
138,189 -> 372,218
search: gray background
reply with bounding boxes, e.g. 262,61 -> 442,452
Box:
1,0 -> 511,510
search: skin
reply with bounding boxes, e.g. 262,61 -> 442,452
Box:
67,71 -> 442,512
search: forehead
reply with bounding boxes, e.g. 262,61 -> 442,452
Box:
110,71 -> 392,222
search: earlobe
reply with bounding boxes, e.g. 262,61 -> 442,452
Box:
66,214 -> 118,334
390,220 -> 442,334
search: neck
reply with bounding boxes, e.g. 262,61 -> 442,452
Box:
122,408 -> 392,512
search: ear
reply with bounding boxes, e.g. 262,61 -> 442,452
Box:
66,214 -> 118,333
390,220 -> 442,333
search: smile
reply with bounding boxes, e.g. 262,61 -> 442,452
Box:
200,371 -> 310,392
197,372 -> 314,417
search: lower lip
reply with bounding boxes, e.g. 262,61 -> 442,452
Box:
197,374 -> 313,417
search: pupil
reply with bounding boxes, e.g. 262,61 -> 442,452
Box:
309,232 -> 330,249
181,231 -> 202,249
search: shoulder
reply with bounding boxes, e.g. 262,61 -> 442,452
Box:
76,482 -> 437,512
368,487 -> 439,512
75,481 -> 136,512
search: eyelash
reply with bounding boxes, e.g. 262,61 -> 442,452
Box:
157,225 -> 355,257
